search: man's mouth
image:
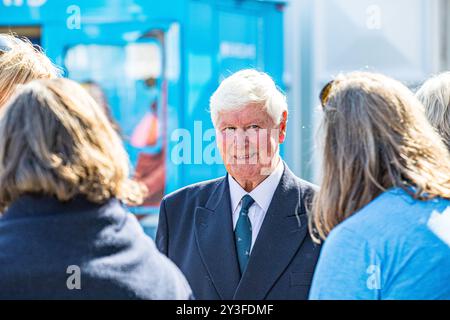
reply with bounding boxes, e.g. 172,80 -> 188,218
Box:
234,152 -> 257,160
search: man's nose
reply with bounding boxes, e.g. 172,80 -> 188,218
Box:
233,129 -> 248,145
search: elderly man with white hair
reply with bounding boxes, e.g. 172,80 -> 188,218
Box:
156,69 -> 320,300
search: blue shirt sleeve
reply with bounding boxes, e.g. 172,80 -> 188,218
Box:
308,226 -> 383,300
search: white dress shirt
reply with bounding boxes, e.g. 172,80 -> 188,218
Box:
228,159 -> 284,252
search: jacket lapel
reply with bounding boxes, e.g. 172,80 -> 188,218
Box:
233,164 -> 309,300
194,177 -> 241,300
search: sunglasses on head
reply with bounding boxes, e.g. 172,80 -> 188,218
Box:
319,80 -> 335,109
0,36 -> 12,53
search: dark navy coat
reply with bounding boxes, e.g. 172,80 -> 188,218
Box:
0,194 -> 192,299
156,163 -> 321,300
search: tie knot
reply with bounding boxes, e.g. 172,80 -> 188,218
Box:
240,195 -> 255,212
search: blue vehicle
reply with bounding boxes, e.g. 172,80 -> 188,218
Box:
0,0 -> 286,237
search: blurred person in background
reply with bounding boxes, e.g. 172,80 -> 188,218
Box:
0,33 -> 60,108
156,69 -> 320,300
309,72 -> 450,300
416,72 -> 450,151
0,78 -> 192,299
80,80 -> 118,129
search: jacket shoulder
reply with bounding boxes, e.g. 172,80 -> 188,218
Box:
295,177 -> 319,193
287,172 -> 319,212
162,176 -> 226,205
286,168 -> 319,196
298,178 -> 319,203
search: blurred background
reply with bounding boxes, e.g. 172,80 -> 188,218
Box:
0,0 -> 448,236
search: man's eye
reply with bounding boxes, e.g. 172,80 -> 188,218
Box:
223,127 -> 236,132
248,125 -> 260,130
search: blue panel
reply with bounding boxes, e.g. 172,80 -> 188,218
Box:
0,0 -> 185,24
0,0 -> 285,238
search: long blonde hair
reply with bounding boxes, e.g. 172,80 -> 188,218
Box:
311,72 -> 450,242
0,78 -> 146,211
0,34 -> 60,107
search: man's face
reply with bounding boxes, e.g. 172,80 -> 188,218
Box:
215,103 -> 287,182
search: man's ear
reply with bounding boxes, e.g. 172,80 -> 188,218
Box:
278,111 -> 288,144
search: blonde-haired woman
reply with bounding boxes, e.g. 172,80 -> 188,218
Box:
416,72 -> 450,151
309,72 -> 450,300
0,78 -> 192,299
0,34 -> 60,107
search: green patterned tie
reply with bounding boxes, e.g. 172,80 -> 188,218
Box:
234,195 -> 255,275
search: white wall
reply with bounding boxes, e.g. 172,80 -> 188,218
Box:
283,0 -> 447,183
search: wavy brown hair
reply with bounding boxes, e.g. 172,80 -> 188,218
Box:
0,78 -> 146,211
311,72 -> 450,242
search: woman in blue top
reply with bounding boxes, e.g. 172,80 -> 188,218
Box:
309,72 -> 450,300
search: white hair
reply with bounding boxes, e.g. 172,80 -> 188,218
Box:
416,72 -> 450,150
209,69 -> 288,126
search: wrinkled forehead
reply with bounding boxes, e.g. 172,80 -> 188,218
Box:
216,104 -> 273,127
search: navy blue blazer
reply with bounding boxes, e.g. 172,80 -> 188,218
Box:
156,163 -> 321,300
0,194 -> 192,299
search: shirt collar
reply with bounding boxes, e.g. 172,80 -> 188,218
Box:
228,158 -> 284,213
